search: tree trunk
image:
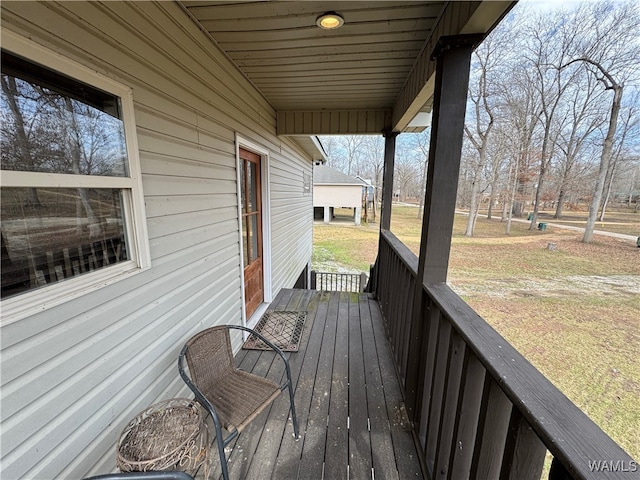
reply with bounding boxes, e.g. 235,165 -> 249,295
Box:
599,161 -> 616,222
417,157 -> 428,219
583,84 -> 623,243
465,173 -> 481,236
487,186 -> 495,220
555,188 -> 566,219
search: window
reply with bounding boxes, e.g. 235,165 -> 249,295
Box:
0,34 -> 149,320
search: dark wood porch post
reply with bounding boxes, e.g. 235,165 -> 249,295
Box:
405,35 -> 481,423
380,130 -> 398,231
374,130 -> 398,294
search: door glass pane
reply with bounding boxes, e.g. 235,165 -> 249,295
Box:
1,187 -> 129,298
247,161 -> 257,213
242,217 -> 249,267
239,160 -> 246,214
249,214 -> 259,262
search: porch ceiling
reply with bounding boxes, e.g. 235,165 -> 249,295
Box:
178,1 -> 515,136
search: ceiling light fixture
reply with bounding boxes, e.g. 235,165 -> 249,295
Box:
316,12 -> 344,30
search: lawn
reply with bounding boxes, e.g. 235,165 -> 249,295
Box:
475,206 -> 640,237
312,204 -> 640,461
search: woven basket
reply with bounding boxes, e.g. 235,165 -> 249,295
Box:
116,398 -> 209,477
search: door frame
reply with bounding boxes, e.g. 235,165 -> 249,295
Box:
235,134 -> 272,328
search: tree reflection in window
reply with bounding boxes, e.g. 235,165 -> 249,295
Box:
1,50 -> 132,298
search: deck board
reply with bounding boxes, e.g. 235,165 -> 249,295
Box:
348,292 -> 372,479
360,293 -> 400,480
325,292 -> 350,479
202,289 -> 423,479
368,295 -> 423,479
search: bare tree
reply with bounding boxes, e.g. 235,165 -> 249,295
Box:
391,136 -> 418,203
342,135 -> 365,176
553,73 -> 606,219
416,131 -> 430,218
523,11 -> 583,230
319,136 -> 344,170
463,34 -> 499,236
1,75 -> 42,207
560,1 -> 639,242
599,96 -> 638,220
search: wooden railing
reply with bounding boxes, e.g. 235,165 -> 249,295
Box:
375,229 -> 636,480
310,270 -> 367,293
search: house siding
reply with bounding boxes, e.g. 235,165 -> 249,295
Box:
314,185 -> 364,208
0,2 -> 312,478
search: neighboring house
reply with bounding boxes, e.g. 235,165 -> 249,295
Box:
1,2 -> 630,480
313,164 -> 367,225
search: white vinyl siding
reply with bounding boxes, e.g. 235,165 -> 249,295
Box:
314,184 -> 364,208
270,149 -> 314,292
0,2 -> 313,478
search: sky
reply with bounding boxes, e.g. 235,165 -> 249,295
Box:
520,0 -> 586,10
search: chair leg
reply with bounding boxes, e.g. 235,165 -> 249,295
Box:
287,381 -> 300,439
214,424 -> 230,480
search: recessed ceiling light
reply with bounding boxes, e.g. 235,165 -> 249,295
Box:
316,12 -> 344,30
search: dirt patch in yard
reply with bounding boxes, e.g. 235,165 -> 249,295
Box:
450,274 -> 640,299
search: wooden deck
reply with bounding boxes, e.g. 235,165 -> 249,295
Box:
206,288 -> 423,480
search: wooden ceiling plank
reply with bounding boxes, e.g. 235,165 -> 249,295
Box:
249,67 -> 411,80
185,2 -> 441,22
196,8 -> 441,32
240,58 -> 416,73
219,31 -> 429,52
236,50 -> 420,67
228,40 -> 426,60
259,79 -> 403,90
261,88 -> 402,97
207,18 -> 433,43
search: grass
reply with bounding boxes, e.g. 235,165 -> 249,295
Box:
312,209 -> 379,273
313,204 -> 640,462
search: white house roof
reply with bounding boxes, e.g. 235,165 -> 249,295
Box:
314,165 -> 368,186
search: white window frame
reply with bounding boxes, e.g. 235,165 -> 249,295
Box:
1,30 -> 150,324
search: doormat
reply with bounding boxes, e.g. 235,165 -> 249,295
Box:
242,311 -> 307,352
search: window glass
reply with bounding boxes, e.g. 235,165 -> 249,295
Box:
1,51 -> 128,176
0,46 -> 146,309
1,187 -> 128,298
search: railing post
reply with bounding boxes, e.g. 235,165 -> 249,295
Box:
380,131 -> 398,232
405,34 -> 482,426
310,270 -> 316,290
